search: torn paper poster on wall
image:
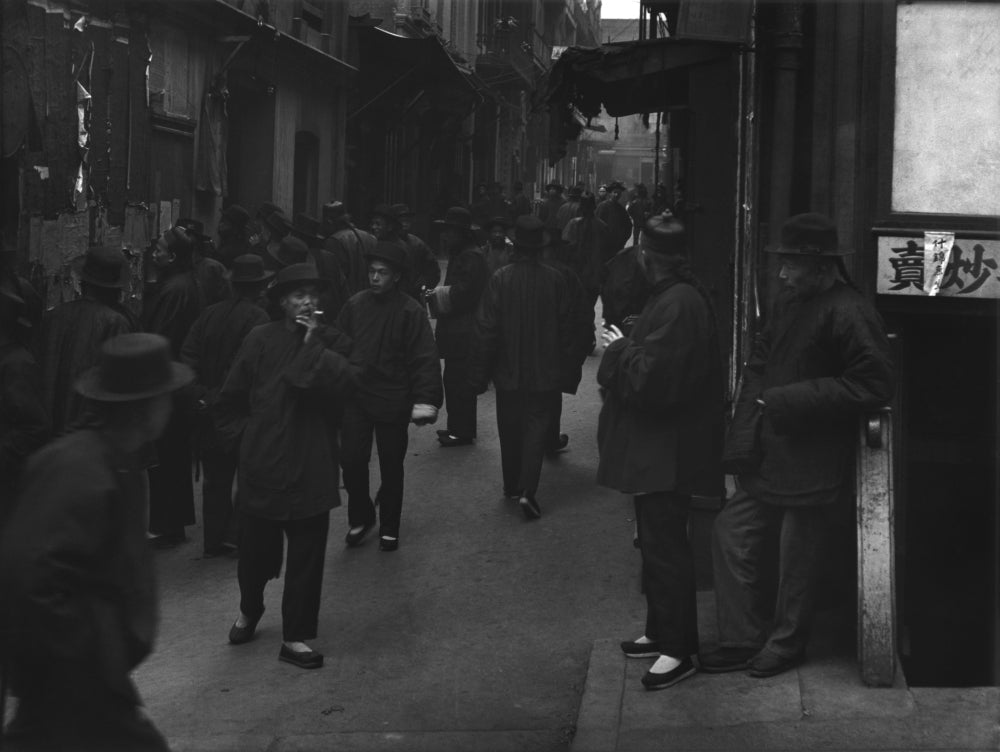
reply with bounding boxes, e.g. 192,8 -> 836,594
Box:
923,231 -> 955,296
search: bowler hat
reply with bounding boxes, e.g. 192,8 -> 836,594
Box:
228,254 -> 273,284
256,201 -> 282,220
77,244 -> 125,289
263,210 -> 292,236
567,185 -> 583,199
161,226 -> 194,258
545,182 -> 564,193
220,204 -> 250,228
640,211 -> 687,255
766,213 -> 853,257
293,214 -> 325,245
75,333 -> 193,403
484,216 -> 510,231
390,203 -> 415,219
508,215 -> 547,252
606,180 -> 625,192
267,236 -> 310,268
175,218 -> 209,241
433,206 -> 478,233
365,241 -> 409,271
322,201 -> 349,225
266,262 -> 330,300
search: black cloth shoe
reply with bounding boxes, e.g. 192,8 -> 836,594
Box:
641,656 -> 697,690
620,639 -> 663,658
379,536 -> 398,552
519,496 -> 541,520
279,644 -> 324,669
748,649 -> 801,678
546,433 -> 569,456
438,433 -> 473,447
228,610 -> 263,645
698,646 -> 759,673
345,521 -> 375,547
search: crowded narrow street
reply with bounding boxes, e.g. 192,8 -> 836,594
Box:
136,346 -> 639,752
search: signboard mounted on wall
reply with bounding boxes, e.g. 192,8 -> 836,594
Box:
876,232 -> 1000,300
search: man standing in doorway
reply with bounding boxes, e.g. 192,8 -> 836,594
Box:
702,213 -> 894,678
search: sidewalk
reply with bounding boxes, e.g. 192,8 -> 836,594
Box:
573,593 -> 999,752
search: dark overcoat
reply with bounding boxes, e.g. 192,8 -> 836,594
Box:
434,242 -> 489,361
596,278 -> 722,495
730,281 -> 895,506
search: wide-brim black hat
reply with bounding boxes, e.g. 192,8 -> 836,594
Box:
433,207 -> 478,233
484,216 -> 511,231
266,262 -> 330,300
545,182 -> 564,192
228,254 -> 274,284
507,215 -> 548,251
267,236 -> 310,268
365,240 -> 409,271
76,245 -> 126,289
75,333 -> 194,402
765,212 -> 854,257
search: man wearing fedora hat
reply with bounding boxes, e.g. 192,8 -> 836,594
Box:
596,180 -> 633,253
39,245 -> 135,436
428,207 -> 490,447
598,211 -> 723,690
142,226 -> 206,548
216,262 -> 356,669
322,200 -> 377,296
702,212 -> 894,679
469,216 -> 574,519
0,285 -> 49,521
181,255 -> 272,557
0,333 -> 192,750
392,203 -> 441,298
336,241 -> 442,551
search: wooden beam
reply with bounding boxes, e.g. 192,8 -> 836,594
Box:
856,407 -> 897,687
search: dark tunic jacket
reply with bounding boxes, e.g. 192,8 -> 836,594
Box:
597,278 -> 723,496
469,257 -> 574,394
730,282 -> 895,506
562,215 -> 613,294
540,257 -> 594,394
142,267 -> 205,357
326,226 -> 377,296
595,199 -> 633,253
0,429 -> 157,705
336,288 -> 442,422
402,232 -> 441,296
434,243 -> 489,361
215,322 -> 356,520
40,297 -> 133,435
0,338 -> 49,512
181,297 -> 270,452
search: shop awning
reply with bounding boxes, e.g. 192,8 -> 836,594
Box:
351,25 -> 483,118
545,36 -> 737,119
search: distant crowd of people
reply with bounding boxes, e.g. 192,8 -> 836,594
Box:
0,174 -> 894,748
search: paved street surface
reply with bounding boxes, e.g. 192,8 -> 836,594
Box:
137,348 -> 647,752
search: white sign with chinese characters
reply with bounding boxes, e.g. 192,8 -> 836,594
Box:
877,235 -> 1000,299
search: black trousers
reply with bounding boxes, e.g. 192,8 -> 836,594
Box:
237,510 -> 329,642
442,356 -> 477,439
712,490 -> 831,659
634,491 -> 698,658
147,413 -> 195,535
496,389 -> 558,499
340,404 -> 409,538
201,449 -> 238,552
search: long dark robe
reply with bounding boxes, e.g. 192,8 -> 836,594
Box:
40,297 -> 133,435
142,267 -> 205,534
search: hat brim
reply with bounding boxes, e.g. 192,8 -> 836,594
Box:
766,245 -> 855,257
364,251 -> 408,270
266,276 -> 331,300
74,362 -> 194,402
226,269 -> 275,284
432,220 -> 479,232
